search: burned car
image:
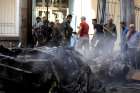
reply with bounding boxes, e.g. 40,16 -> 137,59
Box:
0,45 -> 105,93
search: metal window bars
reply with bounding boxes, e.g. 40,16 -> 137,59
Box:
0,0 -> 17,37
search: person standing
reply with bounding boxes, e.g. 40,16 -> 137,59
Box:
92,19 -> 104,55
32,17 -> 43,46
103,18 -> 117,54
126,24 -> 140,69
92,19 -> 104,39
78,16 -> 89,51
51,21 -> 62,46
120,21 -> 128,59
62,14 -> 73,47
33,17 -> 43,30
41,17 -> 49,43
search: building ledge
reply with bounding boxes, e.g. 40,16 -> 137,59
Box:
0,36 -> 19,41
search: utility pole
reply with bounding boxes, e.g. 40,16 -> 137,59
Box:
20,0 -> 33,48
20,0 -> 28,48
43,0 -> 49,26
46,0 -> 49,27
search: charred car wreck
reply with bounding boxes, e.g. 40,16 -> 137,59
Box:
0,45 -> 140,93
0,45 -> 105,93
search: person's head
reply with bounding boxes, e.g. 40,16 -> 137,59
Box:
49,22 -> 55,28
92,19 -> 97,25
55,20 -> 59,24
107,18 -> 113,25
129,24 -> 135,32
120,21 -> 126,28
67,14 -> 72,23
81,16 -> 86,22
43,17 -> 48,24
36,17 -> 41,23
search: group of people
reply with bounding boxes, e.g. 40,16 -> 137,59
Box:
32,16 -> 62,46
32,14 -> 140,69
121,23 -> 140,69
93,18 -> 140,69
92,18 -> 117,55
32,14 -> 90,48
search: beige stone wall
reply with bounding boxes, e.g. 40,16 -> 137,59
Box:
135,0 -> 140,6
91,0 -> 98,19
19,0 -> 28,47
111,0 -> 120,50
0,0 -> 15,23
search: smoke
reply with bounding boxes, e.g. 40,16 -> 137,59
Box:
0,45 -> 131,92
74,36 -> 128,82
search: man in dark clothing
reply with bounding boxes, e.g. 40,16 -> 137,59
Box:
92,19 -> 104,38
104,18 -> 117,40
103,18 -> 117,54
92,19 -> 104,55
41,19 -> 49,42
41,18 -> 53,44
62,14 -> 73,47
51,22 -> 63,46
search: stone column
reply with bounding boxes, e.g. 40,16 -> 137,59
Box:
20,0 -> 28,47
68,0 -> 80,32
97,0 -> 106,24
120,0 -> 135,25
20,0 -> 33,48
91,0 -> 98,19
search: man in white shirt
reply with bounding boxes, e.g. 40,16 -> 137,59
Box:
33,17 -> 43,30
32,17 -> 43,46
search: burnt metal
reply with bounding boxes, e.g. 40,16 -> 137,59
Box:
0,46 -> 140,93
0,46 -> 105,93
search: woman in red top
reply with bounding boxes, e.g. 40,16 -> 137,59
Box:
78,16 -> 89,50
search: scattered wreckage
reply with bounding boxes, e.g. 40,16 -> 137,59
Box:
0,46 -> 105,93
0,45 -> 140,93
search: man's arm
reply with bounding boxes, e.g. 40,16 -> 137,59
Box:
78,25 -> 82,35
